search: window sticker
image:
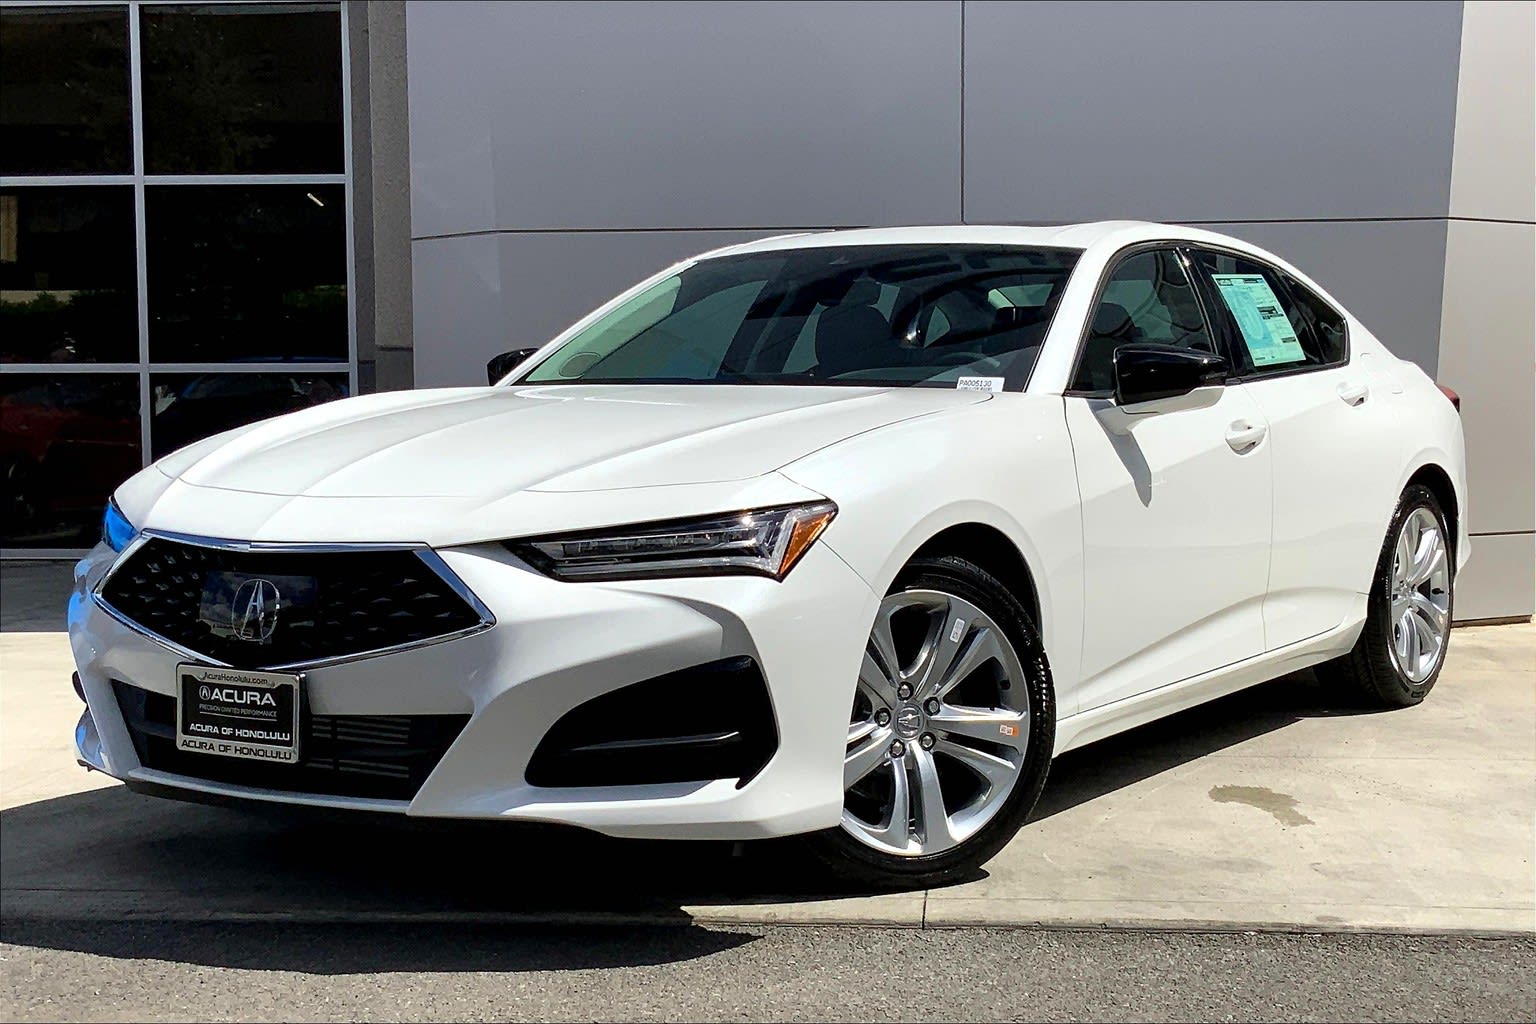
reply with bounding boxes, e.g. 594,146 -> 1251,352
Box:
956,376 -> 1005,393
1210,273 -> 1306,367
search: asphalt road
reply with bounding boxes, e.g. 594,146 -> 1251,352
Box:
2,921 -> 1532,1023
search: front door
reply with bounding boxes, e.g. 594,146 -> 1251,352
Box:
1064,247 -> 1273,712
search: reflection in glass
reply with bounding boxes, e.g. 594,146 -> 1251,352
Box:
1,187 -> 138,363
0,374 -> 141,547
146,185 -> 347,362
141,4 -> 343,174
0,7 -> 132,175
151,372 -> 349,458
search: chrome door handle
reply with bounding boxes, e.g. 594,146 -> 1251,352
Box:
1338,382 -> 1370,406
1225,421 -> 1267,454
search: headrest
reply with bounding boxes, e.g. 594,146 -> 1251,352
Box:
839,278 -> 881,307
993,305 -> 1049,330
816,304 -> 895,375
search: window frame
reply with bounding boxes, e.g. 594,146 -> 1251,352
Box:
1183,244 -> 1351,383
1062,241 -> 1233,399
0,1 -> 355,558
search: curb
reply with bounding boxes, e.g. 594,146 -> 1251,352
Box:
3,890 -> 1532,939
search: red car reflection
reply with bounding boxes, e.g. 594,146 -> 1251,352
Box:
1,378 -> 141,545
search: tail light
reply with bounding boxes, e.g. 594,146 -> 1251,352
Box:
1437,384 -> 1461,412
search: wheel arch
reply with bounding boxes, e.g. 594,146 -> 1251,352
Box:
909,522 -> 1042,629
1404,462 -> 1460,565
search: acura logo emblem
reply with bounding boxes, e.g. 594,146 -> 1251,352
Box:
894,704 -> 923,739
231,578 -> 281,642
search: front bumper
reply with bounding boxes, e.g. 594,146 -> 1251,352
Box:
69,538 -> 877,840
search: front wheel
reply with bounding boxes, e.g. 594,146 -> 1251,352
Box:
1318,484 -> 1454,707
809,555 -> 1054,888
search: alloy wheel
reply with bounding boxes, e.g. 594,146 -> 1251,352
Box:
841,589 -> 1029,856
1388,506 -> 1451,683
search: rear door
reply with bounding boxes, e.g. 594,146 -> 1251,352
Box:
1064,246 -> 1273,712
1187,247 -> 1401,649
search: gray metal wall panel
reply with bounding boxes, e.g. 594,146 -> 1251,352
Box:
1452,533 -> 1536,622
412,230 -> 777,388
1437,221 -> 1535,538
406,1 -> 961,237
1197,219 -> 1449,374
962,1 -> 1463,223
1445,0 -> 1536,223
411,234 -> 504,388
402,0 -> 1529,619
1436,1 -> 1535,619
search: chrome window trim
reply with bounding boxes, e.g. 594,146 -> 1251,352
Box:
91,532 -> 495,672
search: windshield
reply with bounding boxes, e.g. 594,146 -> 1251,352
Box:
519,244 -> 1081,390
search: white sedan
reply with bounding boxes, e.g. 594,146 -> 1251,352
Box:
71,222 -> 1467,885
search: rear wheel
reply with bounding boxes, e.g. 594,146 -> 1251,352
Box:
1318,484 -> 1453,707
810,555 -> 1053,888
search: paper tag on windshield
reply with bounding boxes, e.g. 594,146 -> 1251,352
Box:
956,376 -> 1005,393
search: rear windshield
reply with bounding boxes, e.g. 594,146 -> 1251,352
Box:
519,244 -> 1081,390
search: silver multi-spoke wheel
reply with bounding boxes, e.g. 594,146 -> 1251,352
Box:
841,589 -> 1029,857
1388,506 -> 1451,683
1317,486 -> 1453,709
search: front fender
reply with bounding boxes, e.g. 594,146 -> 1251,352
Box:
781,396 -> 1086,711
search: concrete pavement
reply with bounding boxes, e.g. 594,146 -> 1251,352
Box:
5,923 -> 1533,1023
2,561 -> 1532,933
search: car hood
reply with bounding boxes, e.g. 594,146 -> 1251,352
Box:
156,384 -> 992,498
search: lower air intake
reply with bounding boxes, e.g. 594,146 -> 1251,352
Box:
526,657 -> 778,789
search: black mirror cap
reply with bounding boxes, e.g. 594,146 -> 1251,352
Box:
1113,345 -> 1228,406
487,348 -> 542,385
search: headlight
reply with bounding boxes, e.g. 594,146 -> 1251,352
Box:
101,497 -> 137,552
509,502 -> 837,582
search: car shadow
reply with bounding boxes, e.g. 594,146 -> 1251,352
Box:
0,918 -> 758,975
0,665 -> 1381,972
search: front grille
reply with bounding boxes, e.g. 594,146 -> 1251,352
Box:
98,538 -> 486,668
113,681 -> 469,801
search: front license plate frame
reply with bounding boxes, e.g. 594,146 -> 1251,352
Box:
175,663 -> 303,765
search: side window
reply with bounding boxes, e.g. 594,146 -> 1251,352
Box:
1070,248 -> 1213,393
1190,250 -> 1336,375
1282,273 -> 1348,365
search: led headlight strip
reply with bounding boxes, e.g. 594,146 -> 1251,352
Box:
509,501 -> 837,582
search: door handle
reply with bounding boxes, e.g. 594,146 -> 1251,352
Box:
1225,420 -> 1267,454
1338,381 -> 1370,406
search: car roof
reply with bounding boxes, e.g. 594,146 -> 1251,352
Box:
699,221 -> 1264,260
688,221 -> 1350,317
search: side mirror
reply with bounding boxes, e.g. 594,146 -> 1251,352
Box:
487,347 -> 541,385
1113,345 -> 1227,408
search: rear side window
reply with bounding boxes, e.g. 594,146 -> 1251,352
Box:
1189,249 -> 1344,375
1282,273 -> 1348,365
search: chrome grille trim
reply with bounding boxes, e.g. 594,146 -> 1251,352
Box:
92,530 -> 494,671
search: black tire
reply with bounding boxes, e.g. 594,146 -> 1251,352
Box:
809,554 -> 1054,889
1317,484 -> 1453,708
